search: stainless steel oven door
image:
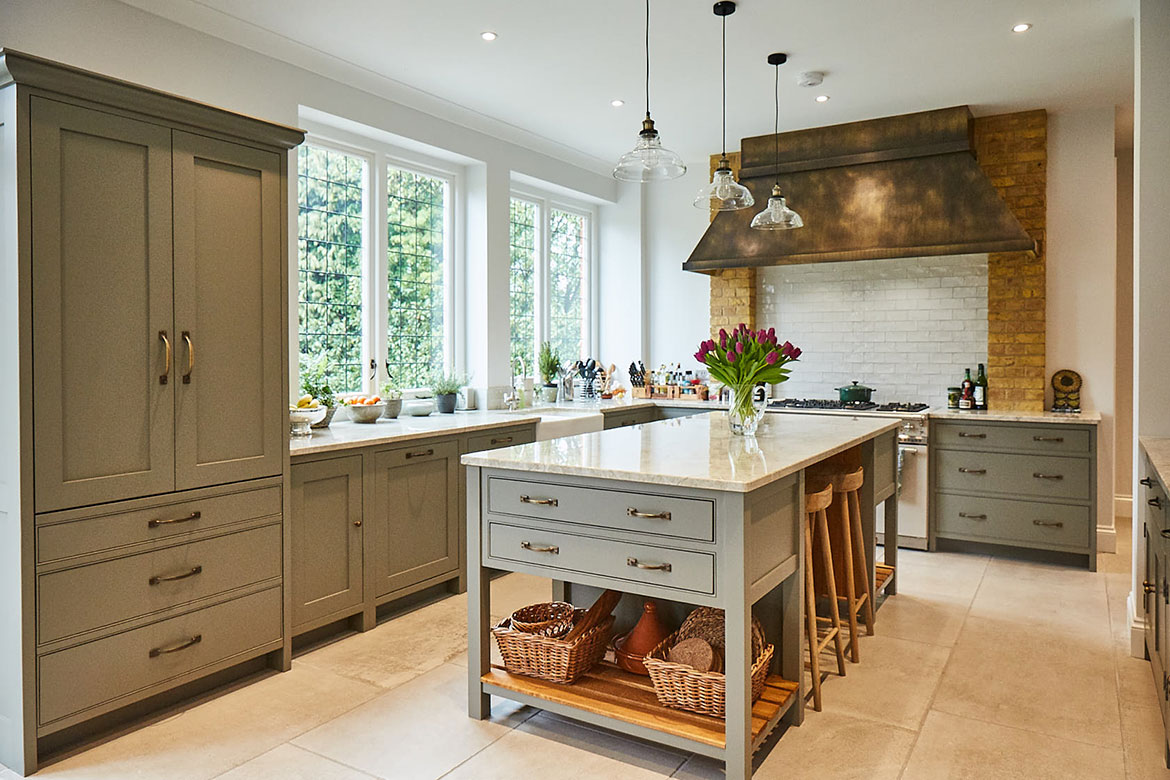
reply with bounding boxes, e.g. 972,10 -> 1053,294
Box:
878,441 -> 929,550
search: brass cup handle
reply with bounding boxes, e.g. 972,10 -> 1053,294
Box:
1033,473 -> 1064,480
958,467 -> 987,475
958,512 -> 987,520
148,511 -> 201,529
148,565 -> 203,586
1160,529 -> 1170,539
1033,436 -> 1065,443
520,495 -> 558,507
627,508 -> 671,520
149,634 -> 202,658
181,331 -> 194,384
159,331 -> 172,385
1146,581 -> 1158,594
958,432 -> 987,439
627,557 -> 672,572
520,541 -> 559,554
1032,520 -> 1064,528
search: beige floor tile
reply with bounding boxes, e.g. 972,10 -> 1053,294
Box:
490,572 -> 553,619
932,615 -> 1123,748
216,744 -> 375,780
38,664 -> 381,780
669,754 -> 724,780
445,711 -> 686,779
873,591 -> 970,647
902,710 -> 1125,780
892,551 -> 989,602
968,563 -> 1111,639
755,711 -> 916,780
291,662 -> 532,780
1120,701 -> 1170,780
1118,648 -> 1162,711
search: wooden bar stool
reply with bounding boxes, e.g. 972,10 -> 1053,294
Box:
804,481 -> 847,711
810,466 -> 874,663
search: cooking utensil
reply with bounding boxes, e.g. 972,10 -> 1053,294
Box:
835,381 -> 876,402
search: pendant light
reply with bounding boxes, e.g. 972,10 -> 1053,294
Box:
693,2 -> 754,211
750,53 -> 804,230
613,0 -> 687,182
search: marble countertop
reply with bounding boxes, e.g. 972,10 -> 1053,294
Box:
461,411 -> 900,493
928,409 -> 1101,425
290,410 -> 543,457
1141,437 -> 1170,487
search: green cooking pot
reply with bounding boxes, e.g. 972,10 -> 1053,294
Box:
836,381 -> 876,402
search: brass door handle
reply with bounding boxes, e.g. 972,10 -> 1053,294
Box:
1033,436 -> 1064,443
406,449 -> 434,459
627,508 -> 671,520
1032,520 -> 1064,528
354,519 -> 363,527
958,468 -> 987,475
149,634 -> 202,658
520,541 -> 559,554
958,512 -> 987,520
1146,581 -> 1158,594
159,331 -> 172,385
148,511 -> 201,529
627,557 -> 672,572
958,432 -> 986,439
181,331 -> 194,384
148,565 -> 203,585
1033,473 -> 1064,481
520,495 -> 558,507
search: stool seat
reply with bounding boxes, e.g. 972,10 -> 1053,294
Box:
809,466 -> 864,493
802,482 -> 846,711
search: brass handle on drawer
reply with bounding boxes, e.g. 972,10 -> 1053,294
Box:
1160,529 -> 1170,539
958,468 -> 987,475
1151,497 -> 1163,509
1033,473 -> 1064,481
1032,520 -> 1064,528
148,511 -> 201,529
519,495 -> 558,507
627,508 -> 672,520
181,331 -> 194,384
520,541 -> 559,554
627,557 -> 671,572
958,432 -> 986,438
1146,581 -> 1159,594
406,448 -> 434,459
149,634 -> 202,658
148,565 -> 203,585
1141,477 -> 1155,488
490,436 -> 513,445
159,331 -> 172,385
1033,436 -> 1065,442
958,512 -> 987,520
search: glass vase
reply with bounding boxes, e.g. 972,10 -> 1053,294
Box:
728,384 -> 766,436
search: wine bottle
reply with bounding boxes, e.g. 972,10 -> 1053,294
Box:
959,368 -> 974,410
975,363 -> 988,410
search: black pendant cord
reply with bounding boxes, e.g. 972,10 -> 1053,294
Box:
644,0 -> 651,119
721,12 -> 727,158
773,63 -> 780,188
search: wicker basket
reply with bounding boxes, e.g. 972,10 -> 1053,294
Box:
644,608 -> 774,718
492,609 -> 615,684
510,602 -> 575,638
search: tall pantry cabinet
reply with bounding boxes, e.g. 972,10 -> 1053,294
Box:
0,50 -> 304,774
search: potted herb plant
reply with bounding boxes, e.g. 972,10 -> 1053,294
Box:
695,325 -> 801,436
537,342 -> 561,404
380,380 -> 403,419
299,355 -> 338,428
431,372 -> 467,414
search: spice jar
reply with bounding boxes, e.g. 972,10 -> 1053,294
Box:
947,387 -> 961,409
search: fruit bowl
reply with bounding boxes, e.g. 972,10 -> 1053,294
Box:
346,403 -> 385,423
289,405 -> 328,438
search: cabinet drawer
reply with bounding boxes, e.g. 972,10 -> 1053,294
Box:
375,439 -> 458,468
488,477 -> 714,542
933,421 -> 1090,456
604,409 -> 658,430
38,523 -> 281,645
467,427 -> 536,453
36,484 -> 282,563
935,449 -> 1090,501
935,493 -> 1092,552
488,522 -> 714,595
38,586 -> 281,727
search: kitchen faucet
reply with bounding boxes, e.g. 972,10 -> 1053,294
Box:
503,356 -> 526,410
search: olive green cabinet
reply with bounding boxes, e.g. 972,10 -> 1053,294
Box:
1140,451 -> 1170,743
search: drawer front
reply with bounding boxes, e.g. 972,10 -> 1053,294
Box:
935,449 -> 1090,501
36,484 -> 282,563
933,421 -> 1090,456
38,586 -> 281,726
38,523 -> 282,645
467,427 -> 536,453
375,438 -> 458,468
488,522 -> 715,595
604,409 -> 657,430
935,492 -> 1092,552
487,477 -> 714,542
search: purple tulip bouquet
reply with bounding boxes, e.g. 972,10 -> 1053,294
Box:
695,324 -> 801,435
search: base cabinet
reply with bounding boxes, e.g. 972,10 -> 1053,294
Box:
1140,449 -> 1170,759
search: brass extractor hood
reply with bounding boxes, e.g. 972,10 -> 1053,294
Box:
683,106 -> 1036,273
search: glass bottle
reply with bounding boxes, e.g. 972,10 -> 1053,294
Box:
975,363 -> 988,410
959,368 -> 975,410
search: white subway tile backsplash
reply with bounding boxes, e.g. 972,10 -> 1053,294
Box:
757,254 -> 988,406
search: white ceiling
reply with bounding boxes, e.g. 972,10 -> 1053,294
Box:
121,0 -> 1134,174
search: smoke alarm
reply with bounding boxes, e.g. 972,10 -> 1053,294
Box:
797,71 -> 825,88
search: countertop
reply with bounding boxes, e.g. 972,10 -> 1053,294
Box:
460,411 -> 900,493
928,409 -> 1101,425
289,410 -> 543,457
1141,437 -> 1170,486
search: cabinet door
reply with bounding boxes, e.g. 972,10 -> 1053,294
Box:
172,131 -> 284,490
291,456 -> 364,629
1146,520 -> 1159,660
30,97 -> 175,512
371,441 -> 460,598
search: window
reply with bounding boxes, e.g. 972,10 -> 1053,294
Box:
508,196 -> 592,374
297,145 -> 367,393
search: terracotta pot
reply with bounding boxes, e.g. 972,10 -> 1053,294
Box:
614,599 -> 671,676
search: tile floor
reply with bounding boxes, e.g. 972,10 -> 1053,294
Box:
25,517 -> 1170,780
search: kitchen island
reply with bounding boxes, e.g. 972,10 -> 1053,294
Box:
463,412 -> 899,778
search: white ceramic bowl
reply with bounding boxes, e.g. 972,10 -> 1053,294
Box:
289,405 -> 328,437
346,403 -> 386,423
403,399 -> 434,417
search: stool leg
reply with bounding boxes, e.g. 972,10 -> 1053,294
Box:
849,490 -> 876,636
837,497 -> 861,663
805,513 -> 823,711
817,508 -> 847,677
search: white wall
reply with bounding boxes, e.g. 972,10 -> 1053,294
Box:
597,182 -> 647,375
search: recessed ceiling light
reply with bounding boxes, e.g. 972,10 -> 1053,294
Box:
481,31 -> 498,41
610,99 -> 625,107
815,95 -> 830,103
1012,23 -> 1032,33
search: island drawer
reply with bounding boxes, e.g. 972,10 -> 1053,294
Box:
467,427 -> 536,453
487,477 -> 714,542
933,421 -> 1091,456
38,522 -> 282,645
935,493 -> 1091,551
36,483 -> 282,563
38,586 -> 281,727
487,522 -> 715,595
935,450 -> 1090,501
603,408 -> 659,430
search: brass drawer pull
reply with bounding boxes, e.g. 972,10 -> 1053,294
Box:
149,634 -> 202,658
958,432 -> 986,439
1032,520 -> 1064,528
1033,436 -> 1064,443
148,565 -> 203,585
627,557 -> 672,572
1151,497 -> 1163,509
1146,581 -> 1158,594
958,467 -> 987,475
490,436 -> 513,445
406,448 -> 434,459
1161,529 -> 1170,539
520,495 -> 558,507
627,508 -> 671,520
159,331 -> 172,385
181,331 -> 194,384
520,541 -> 559,554
1033,473 -> 1064,480
148,510 -> 201,529
958,512 -> 987,520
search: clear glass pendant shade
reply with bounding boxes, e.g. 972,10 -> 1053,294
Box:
750,185 -> 804,230
693,163 -> 754,211
613,118 -> 687,182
